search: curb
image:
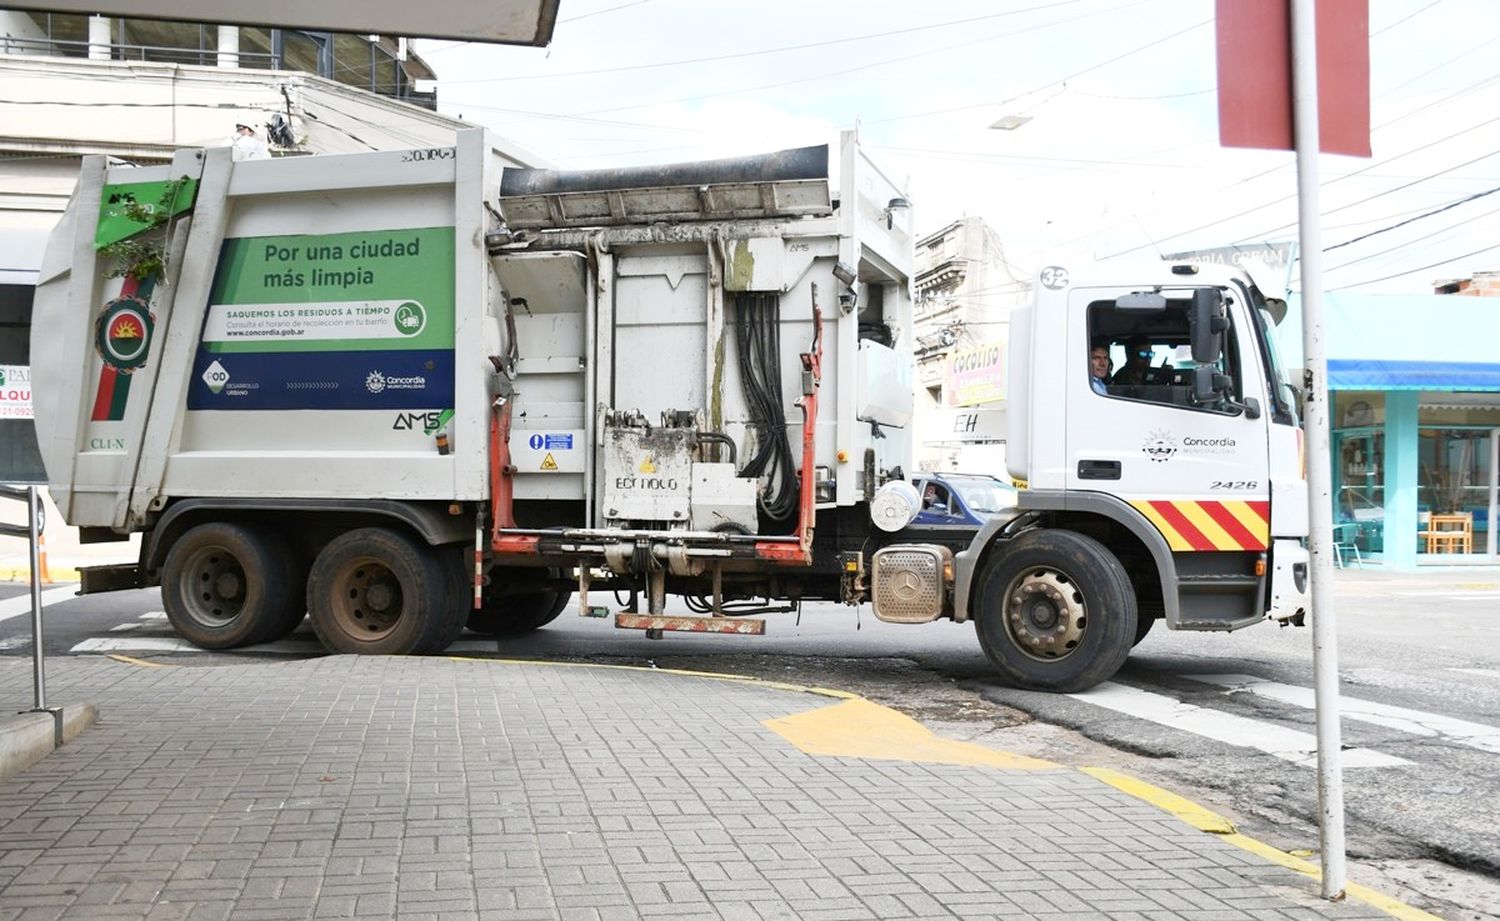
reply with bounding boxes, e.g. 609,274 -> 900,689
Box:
1,568 -> 83,585
0,700 -> 97,783
1084,767 -> 1444,921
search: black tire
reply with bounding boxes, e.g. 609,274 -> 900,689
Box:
306,527 -> 462,655
432,546 -> 475,652
1132,614 -> 1156,647
161,522 -> 303,649
973,529 -> 1137,692
467,575 -> 572,637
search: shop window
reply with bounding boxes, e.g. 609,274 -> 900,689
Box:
1418,428 -> 1491,554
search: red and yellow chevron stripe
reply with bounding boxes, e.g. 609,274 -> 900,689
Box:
1130,499 -> 1270,552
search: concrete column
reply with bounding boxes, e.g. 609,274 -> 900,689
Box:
216,25 -> 239,68
87,15 -> 110,60
1383,391 -> 1419,570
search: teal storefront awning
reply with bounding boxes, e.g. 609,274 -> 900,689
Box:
1328,359 -> 1500,391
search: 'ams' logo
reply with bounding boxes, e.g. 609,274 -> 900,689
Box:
392,411 -> 443,432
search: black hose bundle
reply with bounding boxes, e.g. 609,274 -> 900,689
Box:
734,292 -> 799,522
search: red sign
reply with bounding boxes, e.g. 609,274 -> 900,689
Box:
1216,0 -> 1370,157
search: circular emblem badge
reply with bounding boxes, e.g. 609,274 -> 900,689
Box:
95,296 -> 154,373
393,301 -> 426,337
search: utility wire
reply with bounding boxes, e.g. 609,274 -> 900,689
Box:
1054,40 -> 1500,255
1329,241 -> 1500,291
1370,0 -> 1443,37
1238,146 -> 1500,243
1101,109 -> 1500,258
1323,183 -> 1500,254
574,0 -> 1152,118
863,15 -> 1209,126
560,0 -> 654,24
1326,203 -> 1500,274
435,0 -> 1086,85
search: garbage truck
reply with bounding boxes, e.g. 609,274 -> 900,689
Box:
30,129 -> 1309,691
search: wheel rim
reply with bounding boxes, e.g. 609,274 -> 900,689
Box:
1001,567 -> 1087,662
179,545 -> 249,629
329,555 -> 405,641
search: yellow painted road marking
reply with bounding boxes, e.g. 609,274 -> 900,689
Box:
765,697 -> 1058,770
1081,767 -> 1236,833
1,569 -> 82,584
1084,766 -> 1444,921
107,653 -> 171,668
444,655 -> 857,700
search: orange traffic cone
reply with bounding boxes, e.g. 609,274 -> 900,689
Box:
35,527 -> 52,585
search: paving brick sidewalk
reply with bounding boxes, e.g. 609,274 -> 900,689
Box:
0,656 -> 1387,921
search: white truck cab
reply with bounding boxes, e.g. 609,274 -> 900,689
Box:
876,260 -> 1310,690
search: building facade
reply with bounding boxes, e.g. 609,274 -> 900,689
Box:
1287,286 -> 1500,569
911,216 -> 1030,473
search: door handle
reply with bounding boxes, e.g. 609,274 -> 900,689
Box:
1078,459 -> 1121,480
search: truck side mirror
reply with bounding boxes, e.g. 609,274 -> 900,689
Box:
1190,288 -> 1228,363
1193,366 -> 1259,417
1191,366 -> 1235,403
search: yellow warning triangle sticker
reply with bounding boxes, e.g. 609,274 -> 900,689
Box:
639,455 -> 657,474
540,452 -> 559,471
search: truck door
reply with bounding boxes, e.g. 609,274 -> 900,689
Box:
1066,285 -> 1272,629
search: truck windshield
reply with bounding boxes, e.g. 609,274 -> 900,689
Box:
1245,284 -> 1299,426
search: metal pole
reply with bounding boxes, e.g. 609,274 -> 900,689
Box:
1289,0 -> 1346,900
27,486 -> 46,712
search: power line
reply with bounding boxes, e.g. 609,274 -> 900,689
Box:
435,0 -> 1087,86
559,0 -> 654,24
1100,110 -> 1500,258
1329,241 -> 1500,291
868,144 -> 1195,170
1237,145 -> 1500,243
1053,38 -> 1500,255
574,0 -> 1154,118
1323,183 -> 1500,254
1370,0 -> 1443,38
1325,203 -> 1500,274
863,15 -> 1209,126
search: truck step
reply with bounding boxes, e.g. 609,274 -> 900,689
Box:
614,613 -> 765,639
79,563 -> 141,595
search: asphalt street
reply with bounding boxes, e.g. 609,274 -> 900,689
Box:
3,573 -> 1499,919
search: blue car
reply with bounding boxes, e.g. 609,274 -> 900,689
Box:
911,473 -> 1019,526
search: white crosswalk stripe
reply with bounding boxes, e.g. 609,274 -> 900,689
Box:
1189,673 -> 1500,755
0,586 -> 80,624
1069,681 -> 1412,768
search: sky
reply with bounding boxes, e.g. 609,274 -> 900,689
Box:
414,0 -> 1500,298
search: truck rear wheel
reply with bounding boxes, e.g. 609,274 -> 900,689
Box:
973,529 -> 1137,692
306,527 -> 461,655
467,579 -> 571,637
161,522 -> 304,649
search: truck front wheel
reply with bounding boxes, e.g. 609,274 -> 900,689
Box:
161,522 -> 304,649
306,527 -> 461,655
973,530 -> 1137,692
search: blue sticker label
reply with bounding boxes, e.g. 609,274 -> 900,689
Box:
187,350 -> 454,410
545,433 -> 574,450
528,433 -> 544,450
